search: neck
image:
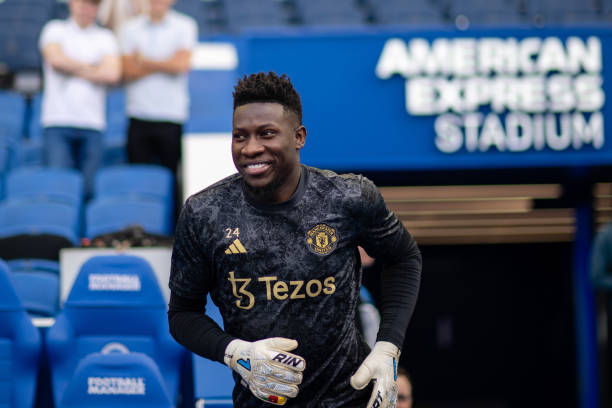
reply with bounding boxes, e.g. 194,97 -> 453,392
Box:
245,166 -> 302,204
73,18 -> 92,28
149,10 -> 167,22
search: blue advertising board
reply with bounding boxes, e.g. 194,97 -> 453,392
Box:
235,27 -> 612,171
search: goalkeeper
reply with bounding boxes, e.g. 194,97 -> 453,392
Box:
168,71 -> 422,407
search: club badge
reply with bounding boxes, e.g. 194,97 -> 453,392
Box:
306,224 -> 338,255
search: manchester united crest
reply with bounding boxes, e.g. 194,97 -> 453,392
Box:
306,224 -> 338,255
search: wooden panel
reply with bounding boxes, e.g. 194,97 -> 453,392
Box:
594,183 -> 612,197
407,224 -> 575,245
389,198 -> 531,215
380,184 -> 561,201
401,209 -> 574,228
379,184 -> 576,244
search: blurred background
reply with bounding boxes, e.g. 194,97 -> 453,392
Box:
1,0 -> 611,407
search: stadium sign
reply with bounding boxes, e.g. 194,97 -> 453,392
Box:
197,27 -> 612,171
376,36 -> 604,154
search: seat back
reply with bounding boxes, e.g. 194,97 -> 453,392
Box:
0,200 -> 80,244
59,352 -> 173,408
46,255 -> 185,406
85,198 -> 171,238
6,166 -> 84,207
0,258 -> 42,408
6,258 -> 60,275
93,164 -> 173,205
9,270 -> 59,317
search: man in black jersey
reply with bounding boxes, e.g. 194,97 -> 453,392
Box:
168,72 -> 422,407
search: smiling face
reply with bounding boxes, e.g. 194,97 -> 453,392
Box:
232,102 -> 306,204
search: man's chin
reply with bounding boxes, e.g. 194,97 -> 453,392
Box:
242,177 -> 279,202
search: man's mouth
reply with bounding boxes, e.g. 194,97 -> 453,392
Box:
244,162 -> 271,176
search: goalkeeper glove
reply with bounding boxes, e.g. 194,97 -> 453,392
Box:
350,341 -> 400,408
224,337 -> 306,405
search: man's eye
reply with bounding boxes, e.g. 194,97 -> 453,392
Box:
233,134 -> 246,141
262,129 -> 276,137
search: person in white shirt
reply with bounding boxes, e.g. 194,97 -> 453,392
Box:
39,0 -> 121,198
119,0 -> 198,217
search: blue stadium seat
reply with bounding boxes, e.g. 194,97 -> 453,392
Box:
0,90 -> 26,141
6,258 -> 60,275
369,0 -> 446,25
93,164 -> 174,208
7,259 -> 60,316
86,197 -> 171,238
0,201 -> 80,261
46,254 -> 186,407
224,0 -> 291,32
0,258 -> 42,408
0,90 -> 26,172
0,0 -> 49,71
21,93 -> 45,168
92,164 -> 174,231
447,0 -> 525,26
295,0 -> 367,26
172,0 -> 218,34
0,137 -> 19,175
527,0 -> 602,24
58,352 -> 173,408
6,166 -> 84,208
9,270 -> 60,317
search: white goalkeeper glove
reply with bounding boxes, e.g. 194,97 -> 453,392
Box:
224,337 -> 306,405
350,341 -> 400,408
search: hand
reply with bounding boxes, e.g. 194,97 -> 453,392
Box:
350,341 -> 400,408
224,337 -> 306,405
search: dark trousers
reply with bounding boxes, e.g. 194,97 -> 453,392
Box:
127,117 -> 182,173
127,117 -> 183,223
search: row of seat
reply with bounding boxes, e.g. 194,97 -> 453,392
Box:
167,0 -> 612,34
0,164 -> 175,263
0,254 -> 191,407
0,0 -> 607,73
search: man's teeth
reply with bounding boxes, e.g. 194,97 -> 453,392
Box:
247,163 -> 266,169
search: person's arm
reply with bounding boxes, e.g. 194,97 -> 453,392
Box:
376,229 -> 421,346
122,49 -> 191,81
355,177 -> 422,348
42,43 -> 91,77
168,292 -> 234,363
140,49 -> 192,74
80,54 -> 121,85
42,43 -> 121,85
350,177 -> 422,408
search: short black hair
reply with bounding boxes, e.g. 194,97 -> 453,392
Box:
233,71 -> 303,125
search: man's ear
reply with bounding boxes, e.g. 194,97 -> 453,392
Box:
295,125 -> 307,150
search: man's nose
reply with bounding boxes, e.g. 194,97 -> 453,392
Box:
243,136 -> 264,156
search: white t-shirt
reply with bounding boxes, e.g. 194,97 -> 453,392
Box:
119,10 -> 198,123
39,19 -> 119,130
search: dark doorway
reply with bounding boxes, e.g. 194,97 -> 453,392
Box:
373,243 -> 577,407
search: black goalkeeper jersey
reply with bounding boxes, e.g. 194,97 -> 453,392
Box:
169,165 -> 418,407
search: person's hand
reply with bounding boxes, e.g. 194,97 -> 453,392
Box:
224,337 -> 306,405
350,341 -> 400,408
